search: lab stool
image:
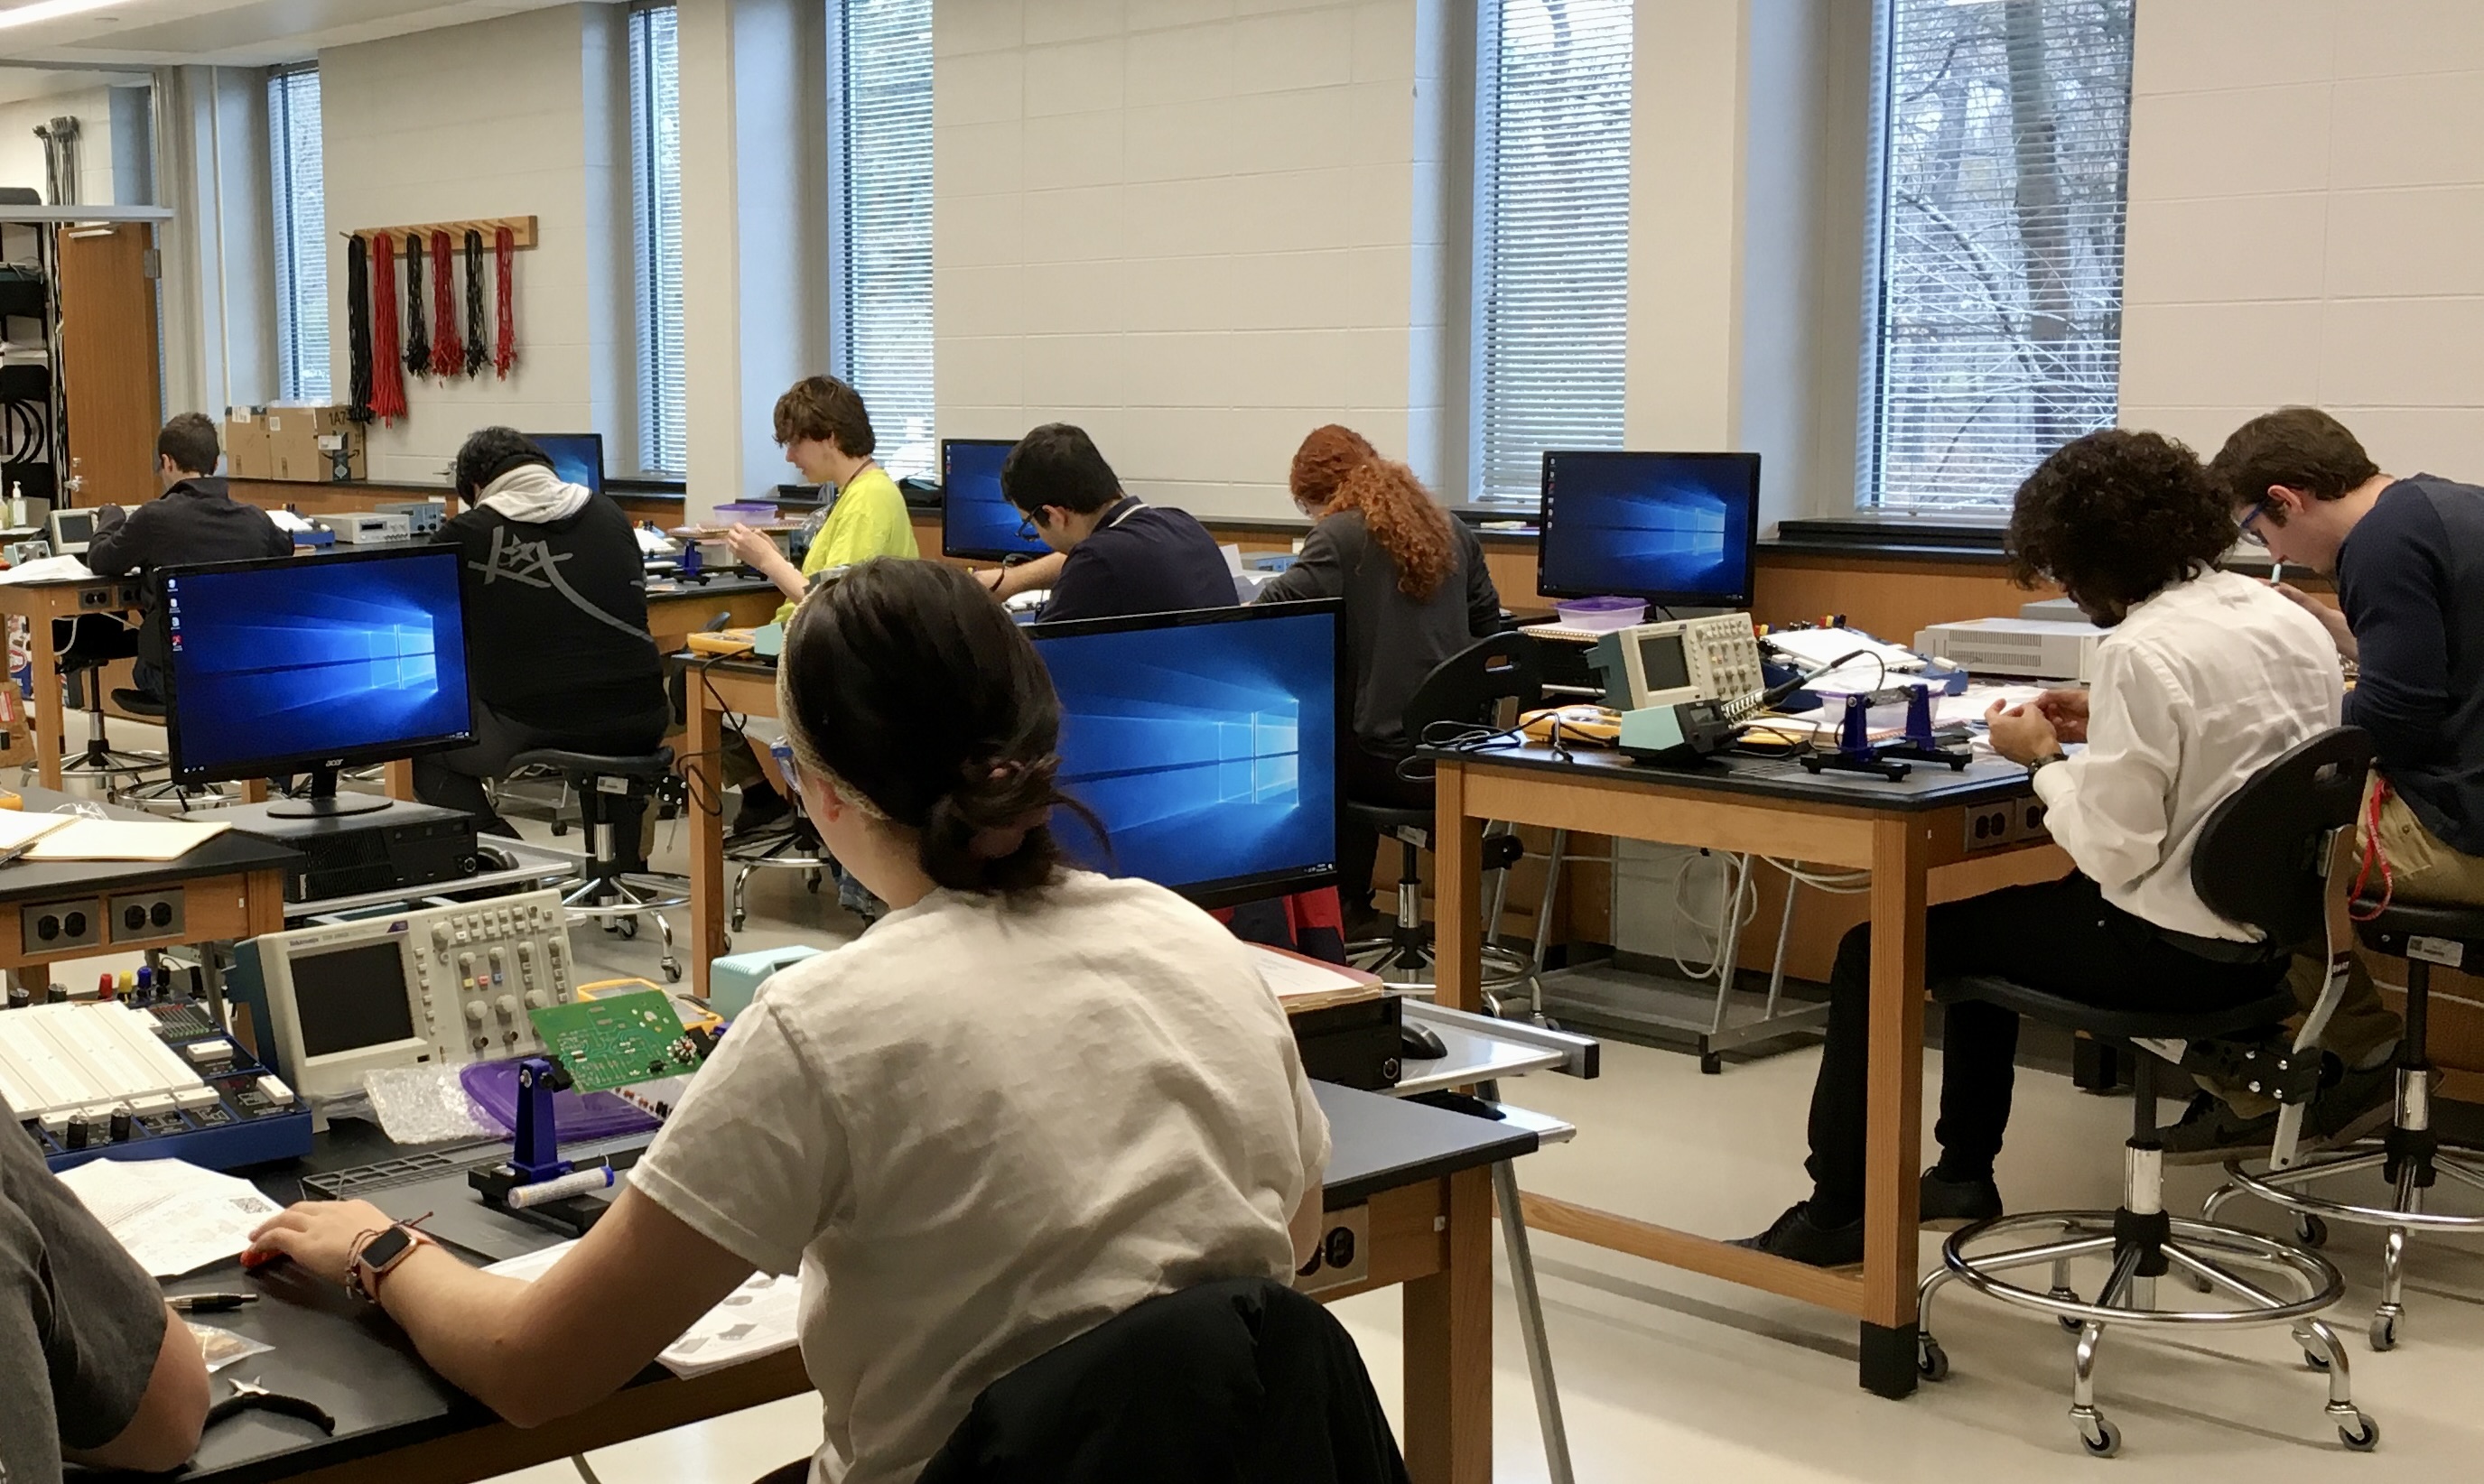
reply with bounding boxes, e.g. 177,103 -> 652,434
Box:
725,811 -> 832,938
510,747 -> 688,983
1345,800 -> 1537,1016
2207,899 -> 2484,1352
55,651 -> 163,785
1916,976 -> 2370,1458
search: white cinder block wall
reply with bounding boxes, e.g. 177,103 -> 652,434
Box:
319,5 -> 621,485
934,0 -> 1437,521
2120,0 -> 2484,476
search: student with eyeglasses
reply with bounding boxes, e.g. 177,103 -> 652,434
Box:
971,424 -> 1236,623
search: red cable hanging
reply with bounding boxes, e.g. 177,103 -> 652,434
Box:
429,230 -> 463,377
369,232 -> 407,422
494,226 -> 516,379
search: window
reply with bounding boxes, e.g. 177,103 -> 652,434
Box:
830,0 -> 935,478
628,4 -> 685,477
1471,0 -> 1634,505
1858,0 -> 2135,513
268,65 -> 329,403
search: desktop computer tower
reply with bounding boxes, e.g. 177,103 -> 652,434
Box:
223,800 -> 482,904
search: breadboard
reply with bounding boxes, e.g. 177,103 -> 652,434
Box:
526,991 -> 695,1092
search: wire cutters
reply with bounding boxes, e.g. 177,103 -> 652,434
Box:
204,1377 -> 337,1435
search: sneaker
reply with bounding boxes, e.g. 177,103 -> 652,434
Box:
1731,1202 -> 1865,1268
729,785 -> 792,840
2157,1090 -> 2278,1166
1920,1168 -> 2003,1229
2306,1060 -> 2398,1148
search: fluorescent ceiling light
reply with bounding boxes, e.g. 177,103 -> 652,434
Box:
0,0 -> 128,32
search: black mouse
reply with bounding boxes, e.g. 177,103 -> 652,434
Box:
1400,1021 -> 1447,1061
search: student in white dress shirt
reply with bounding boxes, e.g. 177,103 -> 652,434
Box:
1737,429 -> 2342,1268
247,559 -> 1333,1484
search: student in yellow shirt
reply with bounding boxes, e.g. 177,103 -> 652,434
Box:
721,375 -> 919,839
724,375 -> 918,626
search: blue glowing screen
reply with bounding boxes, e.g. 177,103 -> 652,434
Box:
943,439 -> 1047,560
523,433 -> 604,497
1539,451 -> 1760,604
163,551 -> 474,775
1033,607 -> 1339,900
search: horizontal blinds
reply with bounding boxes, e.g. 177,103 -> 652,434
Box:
841,0 -> 935,478
1863,0 -> 2135,513
268,66 -> 330,404
630,5 -> 686,477
1473,0 -> 1633,505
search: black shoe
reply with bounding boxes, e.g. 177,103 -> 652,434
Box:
1920,1168 -> 2003,1229
2307,1060 -> 2398,1147
1731,1202 -> 1864,1268
730,785 -> 792,839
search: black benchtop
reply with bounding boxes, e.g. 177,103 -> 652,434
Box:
1418,738 -> 2038,812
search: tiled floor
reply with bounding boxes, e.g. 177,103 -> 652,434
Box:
57,760 -> 2484,1481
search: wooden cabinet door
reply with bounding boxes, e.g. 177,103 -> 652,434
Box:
54,221 -> 162,509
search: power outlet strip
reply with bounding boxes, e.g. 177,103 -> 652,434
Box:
1962,794 -> 2053,853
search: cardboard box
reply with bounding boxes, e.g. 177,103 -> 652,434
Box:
221,407 -> 273,479
264,404 -> 366,483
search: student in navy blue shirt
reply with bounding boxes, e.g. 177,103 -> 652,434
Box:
972,424 -> 1237,622
2148,407 -> 2484,1159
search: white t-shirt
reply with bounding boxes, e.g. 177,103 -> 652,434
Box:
631,872 -> 1332,1484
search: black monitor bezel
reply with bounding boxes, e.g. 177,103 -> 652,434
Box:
939,436 -> 1047,563
519,431 -> 607,498
159,544 -> 481,787
1535,449 -> 1763,608
1025,598 -> 1346,910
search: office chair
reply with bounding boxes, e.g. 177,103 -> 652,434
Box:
507,747 -> 688,983
1345,633 -> 1550,1019
1915,728 -> 2378,1458
2207,887 -> 2484,1352
52,619 -> 164,785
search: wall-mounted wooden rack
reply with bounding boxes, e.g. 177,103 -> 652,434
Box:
347,215 -> 538,249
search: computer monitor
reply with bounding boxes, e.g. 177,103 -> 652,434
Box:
522,433 -> 605,498
941,437 -> 1047,561
1537,450 -> 1762,609
160,545 -> 476,817
1029,600 -> 1343,907
45,509 -> 94,556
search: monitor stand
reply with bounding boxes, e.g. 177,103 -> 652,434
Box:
265,765 -> 393,820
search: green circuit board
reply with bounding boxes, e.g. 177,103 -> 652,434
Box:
527,991 -> 696,1092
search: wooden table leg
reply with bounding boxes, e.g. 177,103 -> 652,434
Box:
383,759 -> 414,802
29,608 -> 61,792
1402,1164 -> 1492,1484
1859,815 -> 1930,1397
687,682 -> 725,1001
1432,760 -> 1483,1016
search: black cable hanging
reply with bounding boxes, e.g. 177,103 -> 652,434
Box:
402,232 -> 430,377
346,234 -> 374,423
464,229 -> 488,377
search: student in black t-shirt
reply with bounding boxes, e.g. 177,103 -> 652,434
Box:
0,1092 -> 210,1481
417,427 -> 669,836
972,424 -> 1237,622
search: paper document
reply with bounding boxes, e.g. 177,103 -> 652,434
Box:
1933,684 -> 2052,729
58,1157 -> 285,1277
0,812 -> 76,854
1248,943 -> 1380,1003
487,1240 -> 802,1377
1763,626 -> 1924,673
23,818 -> 230,862
0,555 -> 95,586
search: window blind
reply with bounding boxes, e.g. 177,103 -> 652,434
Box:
836,0 -> 935,478
1858,0 -> 2135,513
1472,0 -> 1634,505
267,65 -> 330,404
629,4 -> 686,477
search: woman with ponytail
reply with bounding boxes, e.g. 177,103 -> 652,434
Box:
247,559 -> 1329,1484
1255,425 -> 1502,922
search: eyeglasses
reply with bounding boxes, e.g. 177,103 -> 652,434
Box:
1016,512 -> 1040,542
2236,504 -> 2272,549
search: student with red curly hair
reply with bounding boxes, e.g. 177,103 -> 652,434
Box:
1252,426 -> 1502,923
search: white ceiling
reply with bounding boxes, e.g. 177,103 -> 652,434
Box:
0,0 -> 604,69
0,65 -> 147,106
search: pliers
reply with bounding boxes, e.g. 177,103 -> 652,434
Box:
203,1377 -> 337,1435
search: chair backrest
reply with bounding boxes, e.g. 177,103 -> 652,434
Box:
2190,726 -> 2373,947
917,1277 -> 1409,1484
1401,632 -> 1543,741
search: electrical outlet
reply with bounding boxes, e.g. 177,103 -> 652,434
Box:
1962,803 -> 2014,851
22,898 -> 101,952
108,890 -> 184,944
1293,1203 -> 1371,1294
2012,796 -> 2052,841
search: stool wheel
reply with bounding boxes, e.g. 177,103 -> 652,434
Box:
805,868 -> 822,894
1698,1052 -> 1722,1076
2369,1312 -> 2399,1352
2077,1414 -> 2121,1459
2295,1213 -> 2329,1248
2340,1414 -> 2380,1452
1916,1335 -> 1949,1383
2304,1348 -> 2330,1371
659,954 -> 683,984
614,916 -> 638,941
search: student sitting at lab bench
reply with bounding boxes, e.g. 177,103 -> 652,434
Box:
416,427 -> 668,837
721,374 -> 919,838
1252,425 -> 1501,932
248,559 -> 1331,1484
974,423 -> 1235,622
79,412 -> 293,709
2124,407 -> 2484,1159
1739,429 -> 2340,1266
